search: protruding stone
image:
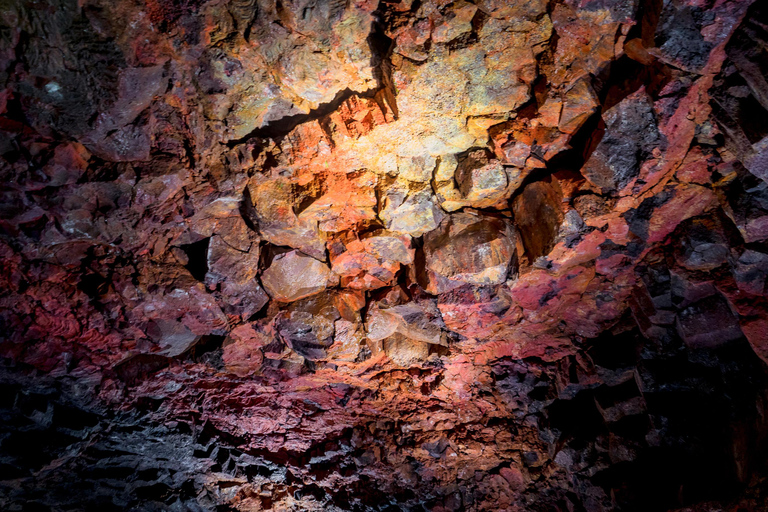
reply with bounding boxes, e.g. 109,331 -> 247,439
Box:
327,319 -> 366,362
191,197 -> 252,250
379,185 -> 445,237
330,233 -> 414,290
261,250 -> 333,303
733,250 -> 768,296
676,294 -> 744,349
559,79 -> 598,135
581,89 -> 660,194
246,175 -> 326,260
512,177 -> 565,263
206,234 -> 260,285
673,216 -> 730,271
423,212 -> 517,293
431,2 -> 478,44
275,293 -> 342,361
367,300 -> 449,347
147,319 -> 200,357
297,170 -> 378,233
436,149 -> 525,211
383,334 -> 430,367
222,324 -> 269,377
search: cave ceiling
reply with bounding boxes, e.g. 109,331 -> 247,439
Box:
2,0 -> 768,510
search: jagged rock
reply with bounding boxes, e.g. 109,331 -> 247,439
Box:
436,149 -> 525,211
327,319 -> 366,362
423,212 -> 517,293
733,250 -> 768,296
437,284 -> 523,342
366,297 -> 449,367
246,174 -> 326,260
676,294 -> 744,349
147,319 -> 199,357
559,78 -> 599,135
297,170 -> 379,233
431,1 -> 478,44
330,232 -> 414,290
206,235 -> 260,285
218,279 -> 270,321
3,0 -> 768,510
367,299 -> 449,348
261,250 -> 333,303
581,89 -> 661,194
673,215 -> 730,271
652,0 -> 715,72
275,300 -> 338,361
512,177 -> 565,263
379,185 -> 445,237
382,334 -> 430,367
190,197 -> 255,252
324,95 -> 395,142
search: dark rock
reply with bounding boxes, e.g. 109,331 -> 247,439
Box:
581,89 -> 660,194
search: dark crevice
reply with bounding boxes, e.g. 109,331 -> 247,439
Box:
180,237 -> 210,282
224,87 -> 379,147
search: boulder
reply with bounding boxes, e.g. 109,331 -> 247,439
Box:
246,175 -> 326,260
676,294 -> 744,349
436,149 -> 524,211
512,178 -> 565,263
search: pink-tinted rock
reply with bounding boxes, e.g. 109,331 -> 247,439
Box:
261,251 -> 333,303
330,232 -> 414,290
676,294 -> 744,349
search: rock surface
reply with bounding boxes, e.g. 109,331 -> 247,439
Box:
2,0 -> 768,511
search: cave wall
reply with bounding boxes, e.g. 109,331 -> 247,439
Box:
2,0 -> 768,510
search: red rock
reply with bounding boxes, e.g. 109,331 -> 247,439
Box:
330,232 -> 414,290
3,1 -> 768,510
646,185 -> 717,243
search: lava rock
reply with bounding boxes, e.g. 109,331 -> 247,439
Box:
581,89 -> 660,194
424,212 -> 517,293
261,250 -> 334,303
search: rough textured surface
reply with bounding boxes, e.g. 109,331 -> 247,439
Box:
2,0 -> 768,510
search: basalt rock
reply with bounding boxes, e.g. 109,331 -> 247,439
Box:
261,250 -> 334,303
423,212 -> 517,293
3,0 -> 768,510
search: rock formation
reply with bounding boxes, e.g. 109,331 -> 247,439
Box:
2,0 -> 768,510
